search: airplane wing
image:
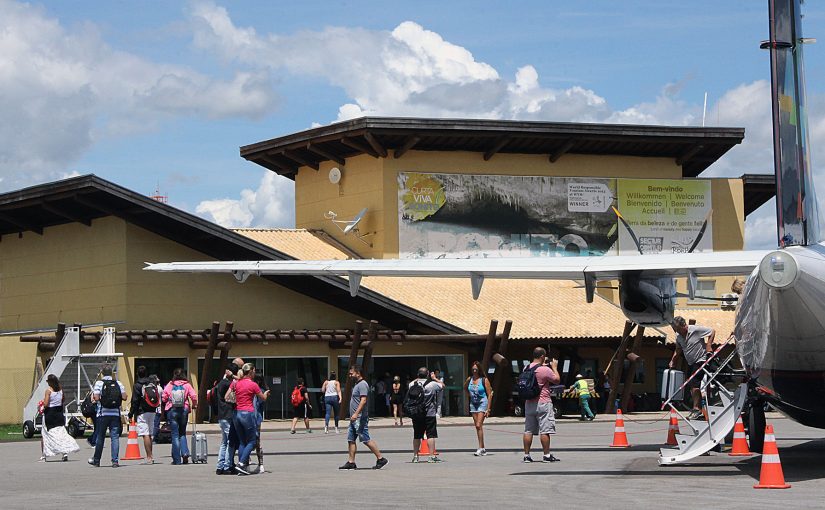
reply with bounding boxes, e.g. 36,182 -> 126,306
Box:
144,249 -> 768,300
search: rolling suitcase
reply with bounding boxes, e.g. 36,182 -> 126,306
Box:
661,369 -> 684,402
190,422 -> 208,464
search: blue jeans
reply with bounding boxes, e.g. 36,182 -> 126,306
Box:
167,407 -> 191,464
217,418 -> 232,470
92,415 -> 121,464
233,410 -> 257,465
347,415 -> 370,443
324,396 -> 340,428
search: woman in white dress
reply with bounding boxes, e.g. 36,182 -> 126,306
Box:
40,375 -> 80,461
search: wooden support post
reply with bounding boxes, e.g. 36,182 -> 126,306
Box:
605,321 -> 636,414
217,322 -> 233,377
491,320 -> 512,416
620,326 -> 646,414
196,322 -> 221,424
481,320 -> 499,375
341,321 -> 364,418
361,320 -> 378,377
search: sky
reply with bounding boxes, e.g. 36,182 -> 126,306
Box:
3,0 -> 825,249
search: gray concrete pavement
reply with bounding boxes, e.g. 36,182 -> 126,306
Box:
1,414 -> 821,509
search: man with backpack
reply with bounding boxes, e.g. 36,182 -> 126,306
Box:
405,367 -> 444,463
129,366 -> 161,464
88,364 -> 127,467
289,377 -> 312,434
519,347 -> 560,463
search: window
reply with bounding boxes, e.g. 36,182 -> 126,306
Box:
688,279 -> 716,305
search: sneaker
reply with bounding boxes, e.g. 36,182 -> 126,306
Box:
39,456 -> 46,462
290,430 -> 296,435
235,464 -> 251,475
182,455 -> 190,464
542,454 -> 561,463
111,462 -> 120,468
88,458 -> 99,467
338,461 -> 357,470
412,455 -> 420,463
307,429 -> 312,433
373,457 -> 389,469
688,409 -> 704,420
522,455 -> 534,463
478,448 -> 487,456
335,427 -> 340,434
474,448 -> 482,457
324,427 -> 329,434
428,456 -> 442,463
216,468 -> 223,475
62,454 -> 68,462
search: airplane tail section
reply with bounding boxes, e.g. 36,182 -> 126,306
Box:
767,0 -> 822,246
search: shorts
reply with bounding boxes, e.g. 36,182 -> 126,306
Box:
347,415 -> 371,443
412,416 -> 438,439
292,402 -> 311,418
524,400 -> 556,435
469,397 -> 488,413
136,412 -> 156,437
687,362 -> 704,390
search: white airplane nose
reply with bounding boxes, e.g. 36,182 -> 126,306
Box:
759,250 -> 799,288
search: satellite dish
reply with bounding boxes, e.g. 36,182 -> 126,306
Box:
329,167 -> 342,184
343,208 -> 368,234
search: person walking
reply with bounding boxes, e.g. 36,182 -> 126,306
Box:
321,372 -> 341,434
390,376 -> 404,426
129,366 -> 162,464
521,347 -> 561,463
162,368 -> 198,465
252,372 -> 268,472
214,364 -> 237,475
570,374 -> 595,421
339,365 -> 388,470
464,361 -> 493,456
231,363 -> 269,475
290,377 -> 312,434
407,367 -> 444,463
88,364 -> 127,467
39,375 -> 79,461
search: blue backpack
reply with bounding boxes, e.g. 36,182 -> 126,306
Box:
517,364 -> 541,400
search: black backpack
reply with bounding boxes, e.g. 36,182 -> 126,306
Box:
517,364 -> 541,400
403,381 -> 430,418
81,393 -> 97,418
100,380 -> 122,409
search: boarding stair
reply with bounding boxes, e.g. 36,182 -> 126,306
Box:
23,327 -> 121,427
658,340 -> 747,465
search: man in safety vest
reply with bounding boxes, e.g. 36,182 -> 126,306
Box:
571,374 -> 594,421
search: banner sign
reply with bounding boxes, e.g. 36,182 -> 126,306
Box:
397,172 -> 713,259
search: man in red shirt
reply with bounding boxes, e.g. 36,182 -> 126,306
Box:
522,347 -> 561,463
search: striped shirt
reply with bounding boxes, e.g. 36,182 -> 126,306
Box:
93,377 -> 126,417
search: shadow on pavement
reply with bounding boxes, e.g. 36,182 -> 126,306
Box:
732,438 -> 825,483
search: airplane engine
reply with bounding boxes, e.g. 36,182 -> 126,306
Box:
618,271 -> 675,326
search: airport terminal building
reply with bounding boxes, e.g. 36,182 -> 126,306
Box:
0,118 -> 774,424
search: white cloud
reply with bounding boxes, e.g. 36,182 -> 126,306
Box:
0,0 -> 277,190
196,171 -> 294,228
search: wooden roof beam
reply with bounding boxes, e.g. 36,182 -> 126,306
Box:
676,144 -> 705,167
41,201 -> 92,226
306,143 -> 346,165
549,139 -> 576,163
259,154 -> 298,175
341,137 -> 379,158
0,211 -> 43,235
393,136 -> 421,159
363,132 -> 388,158
282,149 -> 320,171
483,136 -> 510,161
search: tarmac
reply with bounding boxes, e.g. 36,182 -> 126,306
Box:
1,412 -> 822,509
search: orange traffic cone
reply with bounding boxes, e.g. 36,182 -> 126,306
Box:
729,417 -> 753,456
665,409 -> 679,446
753,424 -> 791,489
610,409 -> 631,448
418,433 -> 430,455
121,420 -> 144,461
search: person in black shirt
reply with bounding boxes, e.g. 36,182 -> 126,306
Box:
214,363 -> 237,475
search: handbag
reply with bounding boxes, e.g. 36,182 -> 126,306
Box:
225,381 -> 237,404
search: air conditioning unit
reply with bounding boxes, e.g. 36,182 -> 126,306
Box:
720,293 -> 738,311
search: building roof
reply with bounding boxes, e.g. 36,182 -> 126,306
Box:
0,175 -> 464,334
234,228 -> 737,341
741,173 -> 777,219
240,117 -> 746,180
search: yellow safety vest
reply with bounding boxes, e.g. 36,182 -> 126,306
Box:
575,379 -> 589,397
